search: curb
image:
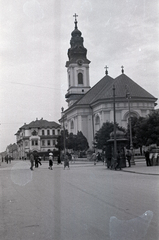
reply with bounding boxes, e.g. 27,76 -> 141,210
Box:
122,169 -> 159,176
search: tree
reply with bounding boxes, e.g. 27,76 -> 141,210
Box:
55,129 -> 68,151
127,111 -> 159,147
76,131 -> 89,151
145,111 -> 159,145
94,122 -> 126,149
67,132 -> 79,150
56,130 -> 89,152
126,116 -> 145,149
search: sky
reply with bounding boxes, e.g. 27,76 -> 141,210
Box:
0,0 -> 159,152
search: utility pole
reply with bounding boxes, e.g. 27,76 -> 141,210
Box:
113,85 -> 117,167
61,107 -> 66,155
125,86 -> 135,165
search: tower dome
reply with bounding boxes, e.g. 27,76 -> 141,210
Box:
65,14 -> 91,107
66,14 -> 90,66
71,27 -> 82,38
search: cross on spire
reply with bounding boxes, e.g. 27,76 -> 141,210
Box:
73,13 -> 78,21
73,13 -> 78,29
105,65 -> 109,75
121,65 -> 124,74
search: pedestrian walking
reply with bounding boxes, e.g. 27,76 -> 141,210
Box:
68,152 -> 72,162
57,154 -> 62,164
38,156 -> 42,166
71,154 -> 76,163
48,153 -> 53,170
8,156 -> 12,163
91,152 -> 97,165
105,145 -> 112,169
64,153 -> 70,169
97,152 -> 102,162
30,153 -> 34,171
126,150 -> 132,167
5,155 -> 8,164
144,150 -> 151,166
115,151 -> 122,170
34,155 -> 39,168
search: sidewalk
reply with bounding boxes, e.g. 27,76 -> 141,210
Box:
122,160 -> 159,176
69,159 -> 159,175
1,159 -> 159,176
75,158 -> 159,176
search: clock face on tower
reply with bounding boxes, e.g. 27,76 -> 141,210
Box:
77,59 -> 83,66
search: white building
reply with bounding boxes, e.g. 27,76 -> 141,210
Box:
15,119 -> 61,159
59,16 -> 157,148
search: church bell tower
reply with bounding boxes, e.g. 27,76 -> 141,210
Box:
65,14 -> 91,107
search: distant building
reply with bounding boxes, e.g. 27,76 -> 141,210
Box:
6,143 -> 18,159
59,15 -> 158,148
15,118 -> 61,159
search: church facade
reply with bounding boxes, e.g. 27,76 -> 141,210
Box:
59,15 -> 157,148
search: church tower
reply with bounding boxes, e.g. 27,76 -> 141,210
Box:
65,14 -> 91,107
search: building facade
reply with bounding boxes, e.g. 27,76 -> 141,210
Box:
6,143 -> 18,159
59,16 -> 158,148
15,119 -> 61,159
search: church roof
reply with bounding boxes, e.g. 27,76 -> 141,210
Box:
113,74 -> 156,99
71,73 -> 157,107
76,74 -> 114,105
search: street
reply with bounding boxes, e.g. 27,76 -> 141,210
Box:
0,160 -> 159,240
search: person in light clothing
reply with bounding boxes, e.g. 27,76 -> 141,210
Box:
48,153 -> 53,170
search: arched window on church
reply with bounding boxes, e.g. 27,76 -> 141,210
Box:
78,73 -> 83,85
71,120 -> 74,129
125,112 -> 139,123
95,115 -> 100,132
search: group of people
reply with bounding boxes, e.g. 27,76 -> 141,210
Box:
3,155 -> 12,164
91,152 -> 105,165
29,152 -> 72,171
114,149 -> 132,170
30,152 -> 42,171
92,149 -> 132,170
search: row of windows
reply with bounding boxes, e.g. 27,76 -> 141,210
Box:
32,140 -> 38,146
41,129 -> 60,136
26,140 -> 56,146
41,140 -> 56,146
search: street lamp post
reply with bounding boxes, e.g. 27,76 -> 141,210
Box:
61,107 -> 66,155
113,85 -> 117,168
126,89 -> 135,165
